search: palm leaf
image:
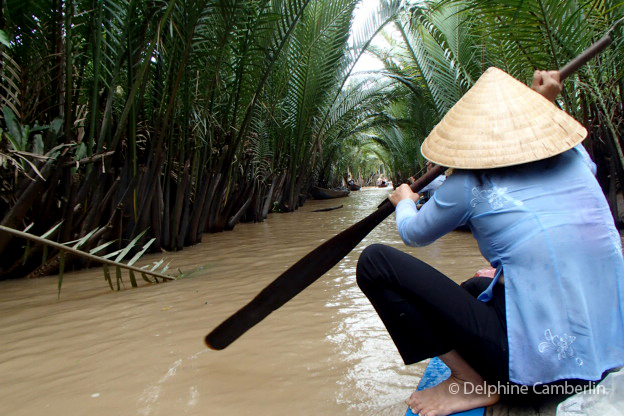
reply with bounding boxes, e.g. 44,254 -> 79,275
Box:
0,225 -> 176,294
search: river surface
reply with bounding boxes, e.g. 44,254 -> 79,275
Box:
0,187 -> 489,416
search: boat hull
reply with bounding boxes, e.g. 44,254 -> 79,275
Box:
310,186 -> 350,199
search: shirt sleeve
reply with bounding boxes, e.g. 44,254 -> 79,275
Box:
395,173 -> 471,246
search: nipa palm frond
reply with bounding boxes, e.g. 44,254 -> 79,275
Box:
0,224 -> 177,297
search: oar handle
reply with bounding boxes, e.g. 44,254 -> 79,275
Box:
559,34 -> 613,80
559,17 -> 623,80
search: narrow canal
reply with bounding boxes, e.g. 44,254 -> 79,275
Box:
0,187 -> 490,416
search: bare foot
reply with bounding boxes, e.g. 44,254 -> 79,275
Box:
406,375 -> 500,416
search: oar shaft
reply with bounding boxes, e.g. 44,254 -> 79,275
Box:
559,34 -> 613,80
560,17 -> 624,80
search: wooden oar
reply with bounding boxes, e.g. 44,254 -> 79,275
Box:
205,25 -> 619,350
206,165 -> 444,350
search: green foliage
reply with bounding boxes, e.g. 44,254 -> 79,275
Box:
1,106 -> 47,153
2,0 -> 621,281
0,30 -> 10,48
2,0 -> 408,279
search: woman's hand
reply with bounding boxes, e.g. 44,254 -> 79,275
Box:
389,183 -> 420,207
531,70 -> 562,102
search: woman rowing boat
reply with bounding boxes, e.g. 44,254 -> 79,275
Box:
356,68 -> 624,416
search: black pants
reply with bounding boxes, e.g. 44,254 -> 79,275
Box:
356,244 -> 509,383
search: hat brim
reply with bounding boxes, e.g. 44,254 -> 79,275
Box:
421,67 -> 587,169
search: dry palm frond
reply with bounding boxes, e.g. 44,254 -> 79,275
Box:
0,225 -> 177,298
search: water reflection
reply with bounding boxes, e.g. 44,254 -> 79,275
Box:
0,187 -> 488,416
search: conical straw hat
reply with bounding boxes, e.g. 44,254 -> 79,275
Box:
421,67 -> 587,169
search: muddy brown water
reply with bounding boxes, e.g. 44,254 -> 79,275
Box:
0,188 -> 489,416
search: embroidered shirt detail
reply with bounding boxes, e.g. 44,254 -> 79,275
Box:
538,329 -> 584,366
470,186 -> 524,210
609,228 -> 623,258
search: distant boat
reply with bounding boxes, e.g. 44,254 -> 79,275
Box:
310,186 -> 350,199
348,182 -> 361,191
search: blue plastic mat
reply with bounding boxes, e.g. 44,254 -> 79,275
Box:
405,357 -> 485,416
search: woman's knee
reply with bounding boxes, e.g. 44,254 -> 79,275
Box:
360,243 -> 389,260
358,244 -> 388,269
356,244 -> 391,288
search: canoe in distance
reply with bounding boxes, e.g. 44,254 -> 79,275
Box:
310,186 -> 350,200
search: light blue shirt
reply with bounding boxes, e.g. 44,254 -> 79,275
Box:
396,147 -> 624,384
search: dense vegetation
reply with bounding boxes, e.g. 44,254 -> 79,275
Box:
1,0 -> 622,280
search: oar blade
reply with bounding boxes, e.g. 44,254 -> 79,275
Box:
205,202 -> 395,350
